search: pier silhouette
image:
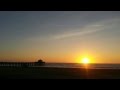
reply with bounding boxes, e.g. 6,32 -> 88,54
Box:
0,59 -> 45,67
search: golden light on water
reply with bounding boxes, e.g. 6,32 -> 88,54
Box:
81,57 -> 91,69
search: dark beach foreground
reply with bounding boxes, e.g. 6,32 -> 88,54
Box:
0,67 -> 120,79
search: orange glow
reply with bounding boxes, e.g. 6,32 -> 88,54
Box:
76,54 -> 92,64
81,57 -> 90,64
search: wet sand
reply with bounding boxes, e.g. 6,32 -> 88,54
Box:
0,67 -> 120,79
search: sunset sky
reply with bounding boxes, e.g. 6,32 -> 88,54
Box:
0,11 -> 120,63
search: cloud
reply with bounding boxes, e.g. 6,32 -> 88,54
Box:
24,18 -> 120,42
53,25 -> 104,40
52,18 -> 120,40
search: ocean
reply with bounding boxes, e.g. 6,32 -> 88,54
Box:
41,63 -> 120,69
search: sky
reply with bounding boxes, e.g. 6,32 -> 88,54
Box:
0,11 -> 120,63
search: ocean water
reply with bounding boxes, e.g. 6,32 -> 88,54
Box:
41,63 -> 120,69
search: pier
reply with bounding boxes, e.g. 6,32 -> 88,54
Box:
0,60 -> 45,67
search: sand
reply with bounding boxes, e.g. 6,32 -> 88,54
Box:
0,67 -> 120,79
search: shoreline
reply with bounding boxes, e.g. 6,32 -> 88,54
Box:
41,66 -> 120,69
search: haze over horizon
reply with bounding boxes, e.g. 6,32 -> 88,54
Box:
0,11 -> 120,63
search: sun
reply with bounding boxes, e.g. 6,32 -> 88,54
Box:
81,57 -> 90,64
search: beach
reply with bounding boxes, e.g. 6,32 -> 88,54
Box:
0,67 -> 120,79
